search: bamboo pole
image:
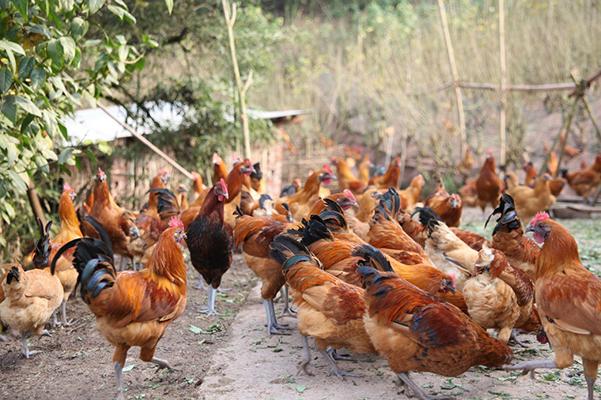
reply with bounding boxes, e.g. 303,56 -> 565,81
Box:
437,0 -> 466,157
98,104 -> 195,180
498,0 -> 507,166
457,81 -> 576,92
222,0 -> 252,160
539,96 -> 579,176
27,184 -> 46,226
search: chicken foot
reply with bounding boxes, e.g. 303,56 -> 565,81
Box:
20,337 -> 40,359
262,300 -> 291,335
298,335 -> 314,376
504,359 -> 557,379
193,276 -> 207,290
398,373 -> 454,400
279,285 -> 297,318
327,348 -> 355,362
200,287 -> 219,316
508,330 -> 529,348
151,357 -> 173,370
320,349 -> 361,379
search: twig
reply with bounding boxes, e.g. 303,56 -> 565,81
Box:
98,104 -> 194,180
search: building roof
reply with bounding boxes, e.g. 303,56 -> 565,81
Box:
64,104 -> 309,145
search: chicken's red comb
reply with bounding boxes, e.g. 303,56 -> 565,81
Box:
343,189 -> 357,202
322,164 -> 333,174
212,153 -> 223,164
97,167 -> 105,175
168,217 -> 184,229
530,212 -> 550,225
218,178 -> 229,195
63,183 -> 73,192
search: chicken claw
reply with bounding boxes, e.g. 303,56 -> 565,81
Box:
327,348 -> 355,362
20,337 -> 41,359
151,357 -> 174,370
398,373 -> 454,400
321,350 -> 361,379
297,336 -> 315,376
503,359 -> 557,379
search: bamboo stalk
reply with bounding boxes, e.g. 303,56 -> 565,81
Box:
222,0 -> 252,160
540,97 -> 579,176
581,95 -> 601,143
27,184 -> 46,226
98,104 -> 195,180
437,0 -> 466,158
498,0 -> 507,166
457,81 -> 576,92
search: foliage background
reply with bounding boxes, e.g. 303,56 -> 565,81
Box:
1,0 -> 600,258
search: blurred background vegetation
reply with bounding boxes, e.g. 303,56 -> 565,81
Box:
1,0 -> 600,258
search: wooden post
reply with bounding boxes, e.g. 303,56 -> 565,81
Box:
437,0 -> 466,158
99,104 -> 195,180
222,0 -> 253,160
27,184 -> 46,226
498,0 -> 507,166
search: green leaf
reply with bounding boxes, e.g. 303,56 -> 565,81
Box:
11,0 -> 28,20
1,96 -> 17,124
3,201 -> 15,219
7,165 -> 26,192
59,37 -> 76,63
88,0 -> 105,14
6,142 -> 18,166
70,17 -> 89,39
18,56 -> 35,79
30,66 -> 46,89
189,325 -> 202,334
107,5 -> 136,23
295,385 -> 306,394
122,364 -> 134,373
47,39 -> 64,68
0,68 -> 13,93
14,96 -> 42,117
165,0 -> 173,14
0,40 -> 25,56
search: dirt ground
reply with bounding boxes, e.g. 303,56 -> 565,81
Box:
1,209 -> 600,400
0,256 -> 256,400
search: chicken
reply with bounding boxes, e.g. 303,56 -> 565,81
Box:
548,177 -> 566,197
0,222 -> 63,358
190,172 -> 207,205
332,157 -> 367,194
357,155 -> 371,185
488,193 -> 541,279
358,259 -> 512,400
462,245 -> 520,342
270,235 -> 375,377
523,161 -> 537,187
424,182 -> 463,227
458,147 -> 475,178
296,214 -> 466,311
547,151 -> 559,177
367,188 -> 431,266
176,184 -> 189,211
276,165 -> 335,220
414,207 -> 478,290
83,168 -> 140,259
369,156 -> 401,189
507,174 -> 556,223
505,212 -> 601,400
51,216 -> 187,399
212,152 -> 229,183
476,153 -> 504,212
280,178 -> 301,198
398,174 -> 425,211
249,162 -> 264,193
449,227 -> 488,251
355,187 -> 379,222
459,178 -> 478,207
186,179 -> 233,315
183,159 -> 253,227
0,263 -> 63,358
47,184 -> 82,326
234,206 -> 298,334
561,154 -> 601,203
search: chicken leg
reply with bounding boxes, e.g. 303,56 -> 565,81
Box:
151,357 -> 173,370
114,362 -> 125,400
20,337 -> 40,358
262,300 -> 291,335
298,335 -> 314,376
398,373 -> 454,400
504,359 -> 557,379
320,349 -> 360,379
200,287 -> 218,315
60,300 -> 72,326
279,285 -> 297,318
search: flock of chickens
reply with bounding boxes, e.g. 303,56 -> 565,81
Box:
1,149 -> 601,400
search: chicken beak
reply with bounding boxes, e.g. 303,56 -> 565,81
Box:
129,226 -> 140,239
525,224 -> 535,234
